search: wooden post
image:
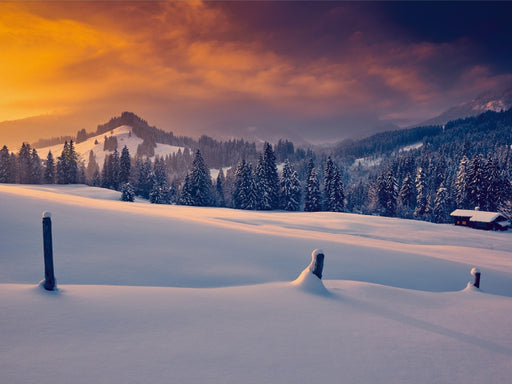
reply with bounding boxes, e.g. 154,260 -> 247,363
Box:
471,267 -> 481,289
311,249 -> 324,279
42,212 -> 56,291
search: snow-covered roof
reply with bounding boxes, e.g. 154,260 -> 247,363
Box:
450,209 -> 505,223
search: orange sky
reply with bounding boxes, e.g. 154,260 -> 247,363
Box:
1,1 -> 511,148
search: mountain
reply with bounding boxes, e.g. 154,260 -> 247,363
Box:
418,84 -> 512,127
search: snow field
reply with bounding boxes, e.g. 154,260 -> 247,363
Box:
1,184 -> 512,383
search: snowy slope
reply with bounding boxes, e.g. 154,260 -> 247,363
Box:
1,184 -> 512,384
36,125 -> 183,167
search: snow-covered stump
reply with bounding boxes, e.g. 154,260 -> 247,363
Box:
42,212 -> 56,291
292,249 -> 329,295
471,267 -> 481,289
311,249 -> 324,279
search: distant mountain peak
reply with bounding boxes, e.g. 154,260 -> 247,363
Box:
418,83 -> 512,127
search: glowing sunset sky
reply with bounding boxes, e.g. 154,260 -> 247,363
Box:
1,1 -> 511,147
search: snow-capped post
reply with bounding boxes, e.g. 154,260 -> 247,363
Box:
42,211 -> 56,291
471,267 -> 481,289
311,249 -> 324,279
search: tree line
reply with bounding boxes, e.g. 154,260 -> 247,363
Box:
2,108 -> 512,223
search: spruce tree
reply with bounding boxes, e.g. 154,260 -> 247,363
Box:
454,155 -> 470,209
233,160 -> 257,210
178,173 -> 194,206
433,184 -> 451,223
304,159 -> 321,212
279,159 -> 301,211
189,149 -> 213,206
30,148 -> 42,184
216,169 -> 226,207
414,167 -> 428,218
324,156 -> 344,212
0,145 -> 11,183
467,154 -> 486,210
254,143 -> 279,210
18,143 -> 32,184
43,151 -> 55,184
121,182 -> 135,202
119,145 -> 131,185
86,151 -> 99,183
398,172 -> 415,217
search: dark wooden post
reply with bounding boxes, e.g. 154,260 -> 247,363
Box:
42,212 -> 56,291
471,267 -> 481,289
311,249 -> 324,279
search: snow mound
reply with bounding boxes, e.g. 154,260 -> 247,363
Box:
291,249 -> 330,296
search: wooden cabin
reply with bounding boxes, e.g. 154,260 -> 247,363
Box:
450,209 -> 511,231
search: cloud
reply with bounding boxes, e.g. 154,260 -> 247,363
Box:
1,1 -> 510,143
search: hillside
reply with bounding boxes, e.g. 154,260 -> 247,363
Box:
36,125 -> 183,169
1,184 -> 512,383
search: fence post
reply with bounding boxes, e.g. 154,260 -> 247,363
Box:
42,212 -> 56,291
471,267 -> 481,289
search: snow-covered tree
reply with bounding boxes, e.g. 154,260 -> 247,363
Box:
30,148 -> 42,184
414,167 -> 428,219
18,143 -> 32,184
120,182 -> 135,202
119,145 -> 131,185
433,184 -> 451,223
189,149 -> 213,206
255,143 -> 279,210
216,168 -> 226,207
0,145 -> 11,183
454,155 -> 470,209
232,160 -> 257,210
279,159 -> 301,211
398,172 -> 416,217
324,156 -> 344,212
304,159 -> 321,212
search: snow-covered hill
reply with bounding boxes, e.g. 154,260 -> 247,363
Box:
419,84 -> 512,127
36,125 -> 183,168
1,184 -> 512,384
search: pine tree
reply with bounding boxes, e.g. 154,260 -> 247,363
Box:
454,155 -> 470,209
398,172 -> 415,217
232,160 -> 257,210
324,156 -> 344,212
383,169 -> 398,217
136,158 -> 154,199
433,184 -> 451,223
189,149 -> 213,206
0,145 -> 11,183
119,145 -> 131,185
66,140 -> 79,184
57,142 -> 69,184
18,143 -> 32,184
150,157 -> 171,204
304,159 -> 321,212
121,182 -> 135,202
256,143 -> 279,210
216,168 -> 226,207
30,148 -> 42,184
86,151 -> 99,183
178,173 -> 194,206
279,159 -> 301,211
42,151 -> 55,184
467,154 -> 486,210
414,167 -> 428,218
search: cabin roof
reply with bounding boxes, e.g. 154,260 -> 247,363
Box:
450,209 -> 505,223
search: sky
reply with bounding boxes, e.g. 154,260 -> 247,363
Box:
1,1 -> 511,147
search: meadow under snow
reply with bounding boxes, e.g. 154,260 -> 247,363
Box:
1,184 -> 512,384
